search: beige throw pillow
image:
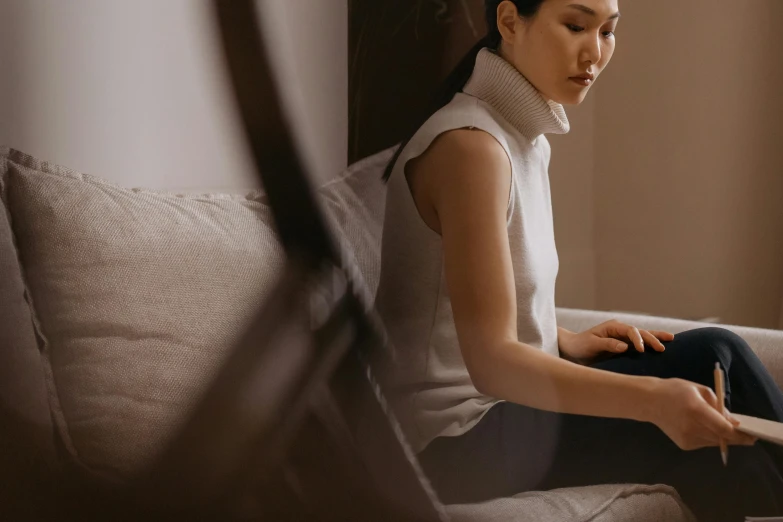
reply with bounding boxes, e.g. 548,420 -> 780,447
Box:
3,149 -> 285,480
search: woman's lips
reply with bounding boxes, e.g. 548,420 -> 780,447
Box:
569,77 -> 593,86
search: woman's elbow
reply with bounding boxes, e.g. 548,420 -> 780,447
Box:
462,338 -> 526,398
462,347 -> 498,397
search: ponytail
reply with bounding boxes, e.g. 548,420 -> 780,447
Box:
381,32 -> 500,181
381,0 -> 544,182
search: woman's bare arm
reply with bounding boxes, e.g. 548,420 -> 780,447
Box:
404,129 -> 752,450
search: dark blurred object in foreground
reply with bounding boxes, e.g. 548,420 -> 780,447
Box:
9,1 -> 446,520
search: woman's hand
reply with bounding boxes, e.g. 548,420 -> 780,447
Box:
558,319 -> 675,364
646,378 -> 757,450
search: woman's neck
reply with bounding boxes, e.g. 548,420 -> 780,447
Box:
495,43 -> 554,103
462,48 -> 570,141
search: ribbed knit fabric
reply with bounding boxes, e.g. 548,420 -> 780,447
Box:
463,49 -> 570,139
376,48 -> 570,453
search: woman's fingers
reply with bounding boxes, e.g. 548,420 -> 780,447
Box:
648,330 -> 675,341
603,338 -> 628,353
723,412 -> 758,445
691,432 -> 755,448
639,329 -> 666,352
630,326 -> 645,352
695,388 -> 757,446
608,323 -> 645,352
694,386 -> 734,434
601,321 -> 648,353
598,321 -> 672,354
699,403 -> 737,439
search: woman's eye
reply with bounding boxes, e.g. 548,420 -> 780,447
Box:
602,30 -> 615,38
566,24 -> 584,33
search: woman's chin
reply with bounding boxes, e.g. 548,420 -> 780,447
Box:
552,87 -> 591,106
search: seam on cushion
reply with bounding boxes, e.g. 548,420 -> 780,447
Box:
5,148 -> 266,204
1,149 -> 100,475
319,146 -> 396,191
580,484 -> 694,522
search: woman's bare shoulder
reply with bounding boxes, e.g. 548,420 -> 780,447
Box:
414,128 -> 509,176
405,128 -> 512,234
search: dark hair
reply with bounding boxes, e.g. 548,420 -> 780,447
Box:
382,0 -> 546,181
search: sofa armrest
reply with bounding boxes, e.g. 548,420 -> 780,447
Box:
556,308 -> 783,390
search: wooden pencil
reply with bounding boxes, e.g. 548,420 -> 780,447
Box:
715,362 -> 728,466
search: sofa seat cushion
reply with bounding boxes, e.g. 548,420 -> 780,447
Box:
3,148 -> 285,480
446,483 -> 695,522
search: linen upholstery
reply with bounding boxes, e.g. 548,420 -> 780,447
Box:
318,146 -> 391,297
3,148 -> 285,480
447,483 -> 695,522
0,149 -> 59,516
0,150 -> 54,451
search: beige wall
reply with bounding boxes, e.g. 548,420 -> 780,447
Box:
592,0 -> 783,328
0,0 -> 347,190
548,99 -> 597,310
261,0 -> 348,185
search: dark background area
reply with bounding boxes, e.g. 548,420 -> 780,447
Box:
348,0 -> 485,163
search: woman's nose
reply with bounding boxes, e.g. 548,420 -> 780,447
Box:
580,34 -> 602,66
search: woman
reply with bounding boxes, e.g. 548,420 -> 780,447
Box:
375,0 -> 783,520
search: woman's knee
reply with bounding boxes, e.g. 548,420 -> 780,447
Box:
682,326 -> 752,363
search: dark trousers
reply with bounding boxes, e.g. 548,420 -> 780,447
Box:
418,327 -> 783,521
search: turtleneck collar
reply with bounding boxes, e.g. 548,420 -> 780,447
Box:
462,48 -> 570,141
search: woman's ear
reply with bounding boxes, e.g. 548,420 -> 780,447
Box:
496,0 -> 521,44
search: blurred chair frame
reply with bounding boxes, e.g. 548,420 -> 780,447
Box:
108,1 -> 448,521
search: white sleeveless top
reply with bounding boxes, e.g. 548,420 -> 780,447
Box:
375,48 -> 570,453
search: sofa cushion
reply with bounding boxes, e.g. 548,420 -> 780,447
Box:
2,148 -> 285,480
0,150 -> 58,513
0,150 -> 53,440
319,146 -> 392,297
446,483 -> 695,522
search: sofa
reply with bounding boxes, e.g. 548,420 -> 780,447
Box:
3,145 -> 782,521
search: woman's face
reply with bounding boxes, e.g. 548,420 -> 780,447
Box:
497,0 -> 620,105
